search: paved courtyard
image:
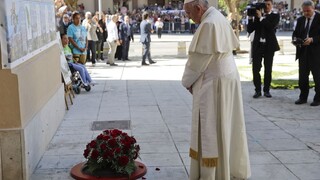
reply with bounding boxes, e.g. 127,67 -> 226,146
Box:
31,33 -> 320,180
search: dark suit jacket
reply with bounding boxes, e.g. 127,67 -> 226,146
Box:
140,20 -> 152,43
292,12 -> 320,61
119,23 -> 134,41
247,12 -> 280,55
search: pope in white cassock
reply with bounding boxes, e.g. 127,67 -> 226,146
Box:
182,0 -> 251,179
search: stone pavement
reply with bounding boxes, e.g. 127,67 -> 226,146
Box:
31,33 -> 320,180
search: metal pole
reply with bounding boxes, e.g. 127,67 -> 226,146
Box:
98,0 -> 102,19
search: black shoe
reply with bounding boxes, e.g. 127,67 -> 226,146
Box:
106,62 -> 110,64
253,92 -> 262,98
110,63 -> 118,66
295,99 -> 307,105
149,60 -> 157,64
310,101 -> 320,106
125,59 -> 131,61
142,62 -> 149,66
264,92 -> 272,98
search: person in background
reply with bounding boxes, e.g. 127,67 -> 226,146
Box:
98,13 -> 108,61
61,34 -> 95,86
182,0 -> 251,179
59,14 -> 71,35
106,14 -> 120,66
83,12 -> 98,66
247,0 -> 280,98
67,11 -> 87,65
119,15 -> 134,61
292,0 -> 320,106
155,17 -> 164,38
140,12 -> 156,66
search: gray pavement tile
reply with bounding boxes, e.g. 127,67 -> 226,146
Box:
55,128 -> 93,136
249,151 -> 281,165
171,132 -> 190,142
50,134 -> 94,145
180,153 -> 191,166
139,153 -> 184,166
140,166 -> 189,180
245,121 -> 280,131
130,110 -> 162,119
250,164 -> 299,180
44,143 -> 87,156
271,150 -> 320,164
36,156 -> 60,169
58,120 -> 92,127
132,124 -> 169,133
56,155 -> 84,169
138,141 -> 177,154
130,105 -> 160,112
133,132 -> 173,143
257,138 -> 308,151
286,163 -> 320,180
247,129 -> 293,140
286,129 -> 320,138
31,169 -> 73,180
97,114 -> 131,121
163,116 -> 192,125
167,124 -> 191,133
248,140 -> 266,152
130,116 -> 165,125
175,142 -> 190,153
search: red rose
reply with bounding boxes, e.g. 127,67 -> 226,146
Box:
118,156 -> 129,166
100,143 -> 107,151
114,147 -> 121,154
91,149 -> 99,159
123,141 -> 131,151
131,137 -> 137,143
103,129 -> 110,135
83,149 -> 90,158
97,134 -> 104,140
103,150 -> 113,159
108,139 -> 117,147
89,140 -> 97,148
110,129 -> 122,137
102,135 -> 110,141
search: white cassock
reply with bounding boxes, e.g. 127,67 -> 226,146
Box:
182,7 -> 251,180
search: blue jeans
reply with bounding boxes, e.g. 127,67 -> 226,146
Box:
70,63 -> 92,84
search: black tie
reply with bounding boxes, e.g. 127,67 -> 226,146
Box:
305,18 -> 310,38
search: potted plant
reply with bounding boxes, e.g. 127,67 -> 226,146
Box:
70,129 -> 147,180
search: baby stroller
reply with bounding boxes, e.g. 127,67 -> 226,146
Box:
66,55 -> 91,94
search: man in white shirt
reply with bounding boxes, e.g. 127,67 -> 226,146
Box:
107,14 -> 120,66
155,18 -> 164,39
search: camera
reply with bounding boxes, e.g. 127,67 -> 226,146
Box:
247,2 -> 266,16
292,37 -> 304,47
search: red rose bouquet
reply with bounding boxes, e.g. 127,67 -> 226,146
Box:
83,129 -> 140,175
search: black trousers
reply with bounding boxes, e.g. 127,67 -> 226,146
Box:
298,50 -> 320,101
157,28 -> 162,38
86,40 -> 96,64
252,45 -> 274,93
122,38 -> 130,60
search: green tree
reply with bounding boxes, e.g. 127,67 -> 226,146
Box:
219,0 -> 248,51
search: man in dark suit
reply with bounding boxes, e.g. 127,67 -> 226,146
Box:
292,0 -> 320,106
247,0 -> 280,98
119,15 -> 134,61
140,12 -> 156,66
